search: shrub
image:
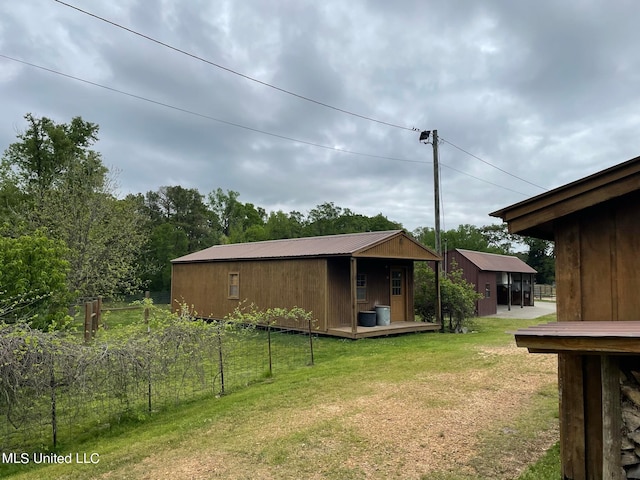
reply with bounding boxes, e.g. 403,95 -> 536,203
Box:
414,261 -> 482,332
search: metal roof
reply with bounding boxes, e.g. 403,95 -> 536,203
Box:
453,249 -> 537,273
172,230 -> 437,263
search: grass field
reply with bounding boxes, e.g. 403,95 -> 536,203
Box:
2,313 -> 560,480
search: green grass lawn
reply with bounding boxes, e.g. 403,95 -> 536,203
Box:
1,313 -> 560,480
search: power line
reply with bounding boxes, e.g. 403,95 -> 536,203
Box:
440,137 -> 548,191
53,0 -> 416,132
55,1 -> 549,192
0,53 -> 532,197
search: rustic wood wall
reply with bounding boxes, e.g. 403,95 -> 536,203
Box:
555,190 -> 640,479
447,251 -> 496,316
172,258 -> 328,330
326,257 -> 351,328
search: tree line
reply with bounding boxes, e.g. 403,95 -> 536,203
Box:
0,114 -> 554,327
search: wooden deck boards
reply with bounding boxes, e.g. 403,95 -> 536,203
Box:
513,321 -> 640,354
328,321 -> 441,339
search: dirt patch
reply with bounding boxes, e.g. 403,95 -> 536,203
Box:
100,343 -> 558,480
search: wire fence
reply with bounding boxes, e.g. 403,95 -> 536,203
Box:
0,311 -> 315,452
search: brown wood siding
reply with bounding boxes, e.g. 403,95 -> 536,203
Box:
448,251 -> 497,315
172,258 -> 327,331
555,190 -> 640,323
476,271 -> 496,316
407,263 -> 415,321
357,235 -> 438,260
447,250 -> 479,287
327,258 -> 351,328
552,190 -> 640,480
355,258 -> 392,311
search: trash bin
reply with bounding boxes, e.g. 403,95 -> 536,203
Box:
357,311 -> 376,327
375,305 -> 390,326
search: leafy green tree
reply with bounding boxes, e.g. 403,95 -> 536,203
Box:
0,231 -> 72,328
523,237 -> 555,284
414,262 -> 482,332
3,113 -> 99,204
145,223 -> 189,291
208,188 -> 244,239
304,202 -> 343,236
414,224 -> 514,254
265,210 -> 303,239
144,186 -> 219,251
479,223 -> 520,254
303,203 -> 401,237
367,213 -> 403,231
2,114 -> 146,298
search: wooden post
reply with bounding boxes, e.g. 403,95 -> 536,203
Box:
435,260 -> 443,332
350,257 -> 358,336
601,355 -> 621,480
144,291 -> 150,333
97,296 -> 103,330
91,299 -> 99,337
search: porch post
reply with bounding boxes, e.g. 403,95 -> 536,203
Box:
350,257 -> 358,336
435,260 -> 442,331
508,272 -> 512,311
520,274 -> 524,308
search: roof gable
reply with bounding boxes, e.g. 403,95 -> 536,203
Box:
453,249 -> 537,273
172,230 -> 440,263
490,155 -> 640,240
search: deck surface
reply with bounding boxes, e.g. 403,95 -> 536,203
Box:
328,321 -> 441,339
513,321 -> 640,354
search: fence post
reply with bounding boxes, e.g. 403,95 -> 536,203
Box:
267,325 -> 273,376
84,301 -> 92,343
144,291 -> 150,333
49,353 -> 57,448
308,318 -> 314,366
91,299 -> 99,337
96,296 -> 103,330
217,323 -> 225,395
144,291 -> 152,411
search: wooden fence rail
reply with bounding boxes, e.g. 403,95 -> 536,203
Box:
533,284 -> 556,299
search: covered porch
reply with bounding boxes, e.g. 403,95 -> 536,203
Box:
328,320 -> 441,339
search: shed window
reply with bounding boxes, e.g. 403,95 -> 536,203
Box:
485,283 -> 491,298
357,274 -> 367,301
228,272 -> 239,299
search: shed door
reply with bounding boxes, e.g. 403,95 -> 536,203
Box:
390,268 -> 406,322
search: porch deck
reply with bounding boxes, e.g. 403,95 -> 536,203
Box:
328,321 -> 441,339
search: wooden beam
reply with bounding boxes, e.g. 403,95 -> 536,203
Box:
559,354 -> 586,480
350,257 -> 357,335
601,355 -> 621,480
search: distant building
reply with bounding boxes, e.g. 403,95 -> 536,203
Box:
446,249 -> 537,316
171,230 -> 442,338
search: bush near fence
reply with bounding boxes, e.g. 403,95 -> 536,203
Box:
0,303 -> 315,451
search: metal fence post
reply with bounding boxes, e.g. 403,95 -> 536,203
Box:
267,325 -> 273,376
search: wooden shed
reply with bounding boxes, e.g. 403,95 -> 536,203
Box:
446,249 -> 537,316
491,155 -> 640,479
171,230 -> 441,339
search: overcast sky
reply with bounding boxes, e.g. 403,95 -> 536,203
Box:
1,1 -> 639,233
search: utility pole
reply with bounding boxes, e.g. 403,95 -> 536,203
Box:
419,129 -> 442,330
432,130 -> 441,255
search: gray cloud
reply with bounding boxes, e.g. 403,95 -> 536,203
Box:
1,0 -> 639,232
